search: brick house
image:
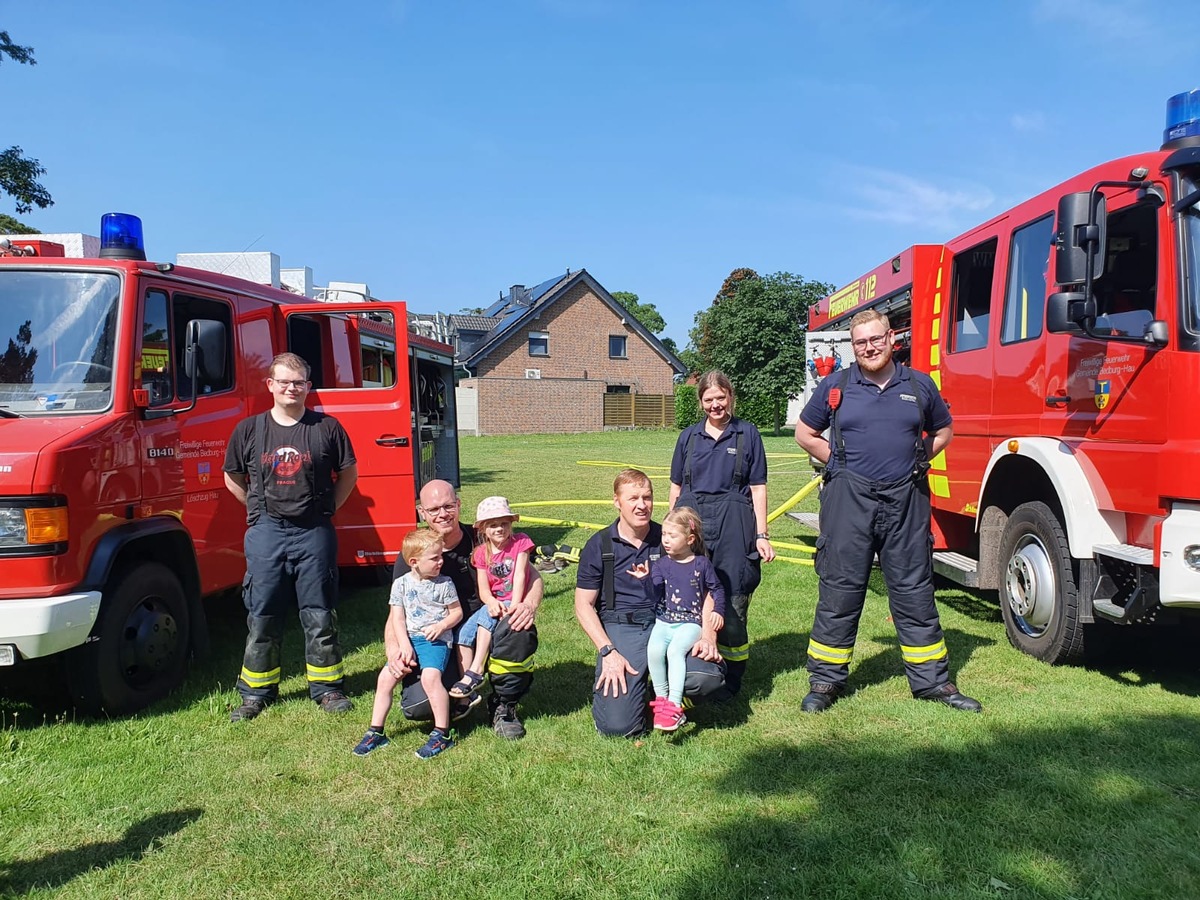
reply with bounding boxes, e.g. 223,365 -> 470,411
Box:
456,269 -> 686,435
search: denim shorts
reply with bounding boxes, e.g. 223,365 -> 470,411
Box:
410,634 -> 451,672
454,602 -> 506,648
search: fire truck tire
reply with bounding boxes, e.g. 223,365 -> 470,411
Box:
998,501 -> 1085,664
67,562 -> 190,716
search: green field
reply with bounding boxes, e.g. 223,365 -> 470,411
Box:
2,430 -> 1199,899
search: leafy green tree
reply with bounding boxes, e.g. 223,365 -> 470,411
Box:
0,213 -> 37,234
688,270 -> 833,434
1,32 -> 53,215
611,291 -> 666,335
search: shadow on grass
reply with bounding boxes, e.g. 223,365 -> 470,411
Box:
0,808 -> 203,896
668,715 -> 1200,899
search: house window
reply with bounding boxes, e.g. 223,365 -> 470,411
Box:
609,335 -> 627,358
528,332 -> 549,357
606,384 -> 630,394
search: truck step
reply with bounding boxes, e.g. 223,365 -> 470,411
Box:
1094,543 -> 1154,565
786,511 -> 820,531
933,551 -> 979,588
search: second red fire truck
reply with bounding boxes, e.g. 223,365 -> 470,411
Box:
805,90 -> 1200,664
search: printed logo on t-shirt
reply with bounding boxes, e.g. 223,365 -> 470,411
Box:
262,445 -> 311,485
900,393 -> 917,403
726,447 -> 738,454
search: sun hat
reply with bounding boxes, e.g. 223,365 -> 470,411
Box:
475,496 -> 517,523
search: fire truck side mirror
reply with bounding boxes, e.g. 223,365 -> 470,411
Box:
184,319 -> 227,386
1046,291 -> 1091,334
1054,192 -> 1107,285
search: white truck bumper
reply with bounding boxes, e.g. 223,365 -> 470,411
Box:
1159,502 -> 1200,608
0,592 -> 102,663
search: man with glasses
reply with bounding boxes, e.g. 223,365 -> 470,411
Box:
224,352 -> 358,722
390,479 -> 544,739
794,310 -> 980,714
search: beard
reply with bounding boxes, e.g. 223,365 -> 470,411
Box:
856,347 -> 893,374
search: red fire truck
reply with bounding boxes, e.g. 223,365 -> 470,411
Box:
805,91 -> 1200,664
0,215 -> 459,712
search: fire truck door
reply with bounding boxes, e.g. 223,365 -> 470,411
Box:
281,303 -> 416,568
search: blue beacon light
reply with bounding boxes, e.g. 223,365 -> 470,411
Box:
98,212 -> 147,261
1164,89 -> 1200,146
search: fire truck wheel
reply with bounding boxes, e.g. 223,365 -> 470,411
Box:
67,562 -> 190,716
998,501 -> 1085,664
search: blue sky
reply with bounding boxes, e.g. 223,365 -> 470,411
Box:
4,1 -> 1194,348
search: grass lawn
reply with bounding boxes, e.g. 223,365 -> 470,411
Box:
3,430 -> 1200,899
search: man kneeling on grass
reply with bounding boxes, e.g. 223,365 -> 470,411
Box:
354,529 -> 463,760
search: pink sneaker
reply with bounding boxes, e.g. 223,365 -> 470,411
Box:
654,700 -> 687,732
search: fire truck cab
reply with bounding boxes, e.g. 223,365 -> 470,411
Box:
804,91 -> 1200,664
0,215 -> 459,712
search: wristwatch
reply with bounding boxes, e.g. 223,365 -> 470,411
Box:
599,644 -> 616,658
755,532 -> 770,540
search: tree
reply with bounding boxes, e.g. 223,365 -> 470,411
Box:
610,291 -> 666,335
0,213 -> 37,234
0,319 -> 38,385
1,31 -> 53,215
686,269 -> 834,434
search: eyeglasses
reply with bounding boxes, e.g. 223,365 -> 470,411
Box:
271,379 -> 309,389
851,334 -> 890,351
420,502 -> 459,515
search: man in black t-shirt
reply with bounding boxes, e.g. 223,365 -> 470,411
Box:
223,352 -> 358,722
390,479 -> 543,739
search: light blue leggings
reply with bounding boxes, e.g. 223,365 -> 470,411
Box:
647,620 -> 702,705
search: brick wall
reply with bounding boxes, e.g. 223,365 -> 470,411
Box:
460,377 -> 609,435
475,281 -> 676,393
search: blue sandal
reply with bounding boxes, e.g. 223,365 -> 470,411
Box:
449,671 -> 484,698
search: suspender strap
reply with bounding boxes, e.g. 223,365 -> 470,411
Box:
682,432 -> 695,489
601,529 -> 616,612
254,411 -> 270,517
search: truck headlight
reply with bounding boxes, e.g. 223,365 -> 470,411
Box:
0,505 -> 69,547
1185,545 -> 1200,572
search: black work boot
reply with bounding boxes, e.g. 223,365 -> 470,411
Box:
801,682 -> 843,713
915,682 -> 982,713
489,695 -> 526,740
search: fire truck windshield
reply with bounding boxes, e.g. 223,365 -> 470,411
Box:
0,270 -> 119,415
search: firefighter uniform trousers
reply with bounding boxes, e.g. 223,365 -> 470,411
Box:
677,488 -> 761,695
237,516 -> 345,702
808,469 -> 949,694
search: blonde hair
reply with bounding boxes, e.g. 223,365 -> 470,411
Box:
402,528 -> 443,564
269,352 -> 311,380
613,468 -> 652,495
848,309 -> 890,333
663,506 -> 706,556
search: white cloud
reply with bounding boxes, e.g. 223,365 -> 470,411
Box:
840,166 -> 996,231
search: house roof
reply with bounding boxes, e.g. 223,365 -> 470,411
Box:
448,313 -> 503,332
462,268 -> 687,374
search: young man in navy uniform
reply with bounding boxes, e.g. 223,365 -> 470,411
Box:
795,310 -> 980,714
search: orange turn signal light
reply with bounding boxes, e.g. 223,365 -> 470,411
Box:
26,507 -> 68,544
1007,440 -> 1020,453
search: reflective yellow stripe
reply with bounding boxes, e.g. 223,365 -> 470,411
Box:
306,662 -> 345,683
901,640 -> 948,663
239,666 -> 280,688
488,656 -> 534,675
718,642 -> 750,662
928,474 -> 950,498
807,639 -> 853,665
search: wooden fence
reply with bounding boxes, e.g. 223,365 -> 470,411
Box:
602,393 -> 674,428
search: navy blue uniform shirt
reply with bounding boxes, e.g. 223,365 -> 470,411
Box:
577,521 -> 662,613
670,416 -> 767,497
800,363 -> 951,483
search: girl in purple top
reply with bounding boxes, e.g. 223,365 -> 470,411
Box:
630,507 -> 725,732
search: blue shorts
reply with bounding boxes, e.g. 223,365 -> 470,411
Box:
454,602 -> 506,648
410,635 -> 451,672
